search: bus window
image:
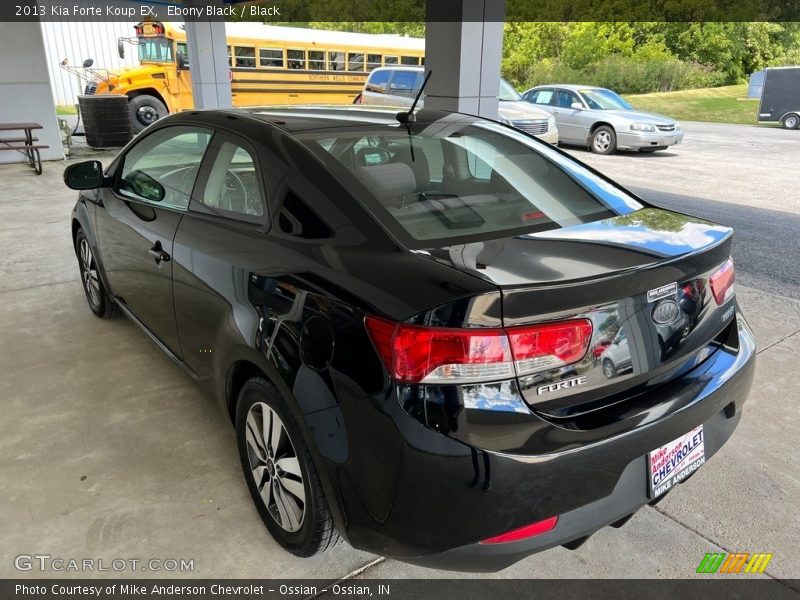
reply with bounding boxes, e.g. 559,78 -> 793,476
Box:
401,56 -> 419,66
384,55 -> 399,65
259,48 -> 284,68
288,49 -> 306,69
328,51 -> 345,71
227,45 -> 232,67
347,52 -> 365,71
308,50 -> 325,70
366,53 -> 381,71
138,37 -> 174,62
235,46 -> 256,68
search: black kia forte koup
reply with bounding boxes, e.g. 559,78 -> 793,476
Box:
65,106 -> 755,571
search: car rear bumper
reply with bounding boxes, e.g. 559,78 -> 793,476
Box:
617,128 -> 684,150
339,315 -> 755,571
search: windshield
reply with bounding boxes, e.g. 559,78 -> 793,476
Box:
138,37 -> 174,63
498,79 -> 522,102
580,89 -> 632,110
296,116 -> 642,247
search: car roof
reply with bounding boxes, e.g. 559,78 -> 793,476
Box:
370,65 -> 423,73
166,106 -> 467,134
533,84 -> 607,92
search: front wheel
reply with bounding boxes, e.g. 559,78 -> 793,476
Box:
781,113 -> 799,130
590,125 -> 616,154
235,377 -> 339,557
75,228 -> 118,318
129,95 -> 168,133
602,358 -> 617,379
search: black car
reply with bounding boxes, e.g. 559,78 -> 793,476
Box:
65,106 -> 755,572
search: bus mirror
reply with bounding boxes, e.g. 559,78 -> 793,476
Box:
118,40 -> 125,59
82,58 -> 94,68
177,52 -> 189,69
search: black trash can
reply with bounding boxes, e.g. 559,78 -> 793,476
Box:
78,94 -> 133,148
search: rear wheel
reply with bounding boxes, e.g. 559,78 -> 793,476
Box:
75,228 -> 117,318
590,125 -> 616,154
129,95 -> 168,133
235,377 -> 339,557
781,113 -> 799,129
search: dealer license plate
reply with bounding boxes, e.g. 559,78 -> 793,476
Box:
648,425 -> 705,498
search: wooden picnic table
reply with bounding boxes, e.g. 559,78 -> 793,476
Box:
0,122 -> 49,174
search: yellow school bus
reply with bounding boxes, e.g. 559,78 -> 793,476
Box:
89,21 -> 425,132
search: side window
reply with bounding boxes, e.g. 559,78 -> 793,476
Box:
259,48 -> 284,68
176,42 -> 189,66
118,127 -> 212,210
389,71 -> 418,97
328,51 -> 344,71
287,49 -> 306,69
384,55 -> 399,65
555,90 -> 578,108
528,89 -> 554,105
347,52 -> 365,71
278,191 -> 333,239
195,140 -> 266,222
366,54 -> 381,71
234,46 -> 256,68
308,50 -> 325,70
365,69 -> 391,93
401,56 -> 419,65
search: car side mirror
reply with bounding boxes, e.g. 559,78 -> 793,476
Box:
64,160 -> 106,190
117,40 -> 125,59
120,170 -> 165,203
177,51 -> 189,69
570,102 -> 584,110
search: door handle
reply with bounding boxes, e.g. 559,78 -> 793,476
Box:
552,109 -> 560,114
148,242 -> 170,263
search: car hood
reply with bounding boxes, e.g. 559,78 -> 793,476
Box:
498,101 -> 552,121
419,208 -> 731,287
600,109 -> 676,126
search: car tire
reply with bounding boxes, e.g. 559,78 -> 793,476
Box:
781,113 -> 799,130
75,228 -> 118,318
129,95 -> 168,133
235,377 -> 340,557
602,358 -> 617,379
590,125 -> 616,154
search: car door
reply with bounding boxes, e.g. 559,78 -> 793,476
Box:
172,132 -> 269,380
549,89 -> 587,142
95,125 -> 212,355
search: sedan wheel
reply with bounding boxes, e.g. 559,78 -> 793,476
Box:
602,358 -> 617,379
590,126 -> 616,155
235,377 -> 340,556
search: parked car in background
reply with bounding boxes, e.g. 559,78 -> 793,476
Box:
358,66 -> 559,144
522,84 -> 684,154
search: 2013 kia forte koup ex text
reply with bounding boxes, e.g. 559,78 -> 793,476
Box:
65,106 -> 755,572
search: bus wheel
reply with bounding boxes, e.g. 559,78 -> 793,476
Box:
129,95 -> 168,133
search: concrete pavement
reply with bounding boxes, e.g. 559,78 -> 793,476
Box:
0,123 -> 798,583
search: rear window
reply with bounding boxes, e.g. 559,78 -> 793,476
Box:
296,119 -> 642,247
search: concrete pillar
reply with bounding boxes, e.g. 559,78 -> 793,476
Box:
424,0 -> 505,119
0,22 -> 64,164
183,0 -> 232,109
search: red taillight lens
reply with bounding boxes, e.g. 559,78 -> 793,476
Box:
709,258 -> 735,305
507,319 -> 593,376
479,516 -> 558,544
364,316 -> 592,384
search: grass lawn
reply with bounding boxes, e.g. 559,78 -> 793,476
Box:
56,105 -> 78,115
624,84 -> 761,125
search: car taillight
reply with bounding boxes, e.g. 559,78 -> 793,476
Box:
709,258 -> 735,305
364,316 -> 592,384
479,515 -> 558,544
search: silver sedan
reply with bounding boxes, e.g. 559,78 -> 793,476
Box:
521,84 -> 684,154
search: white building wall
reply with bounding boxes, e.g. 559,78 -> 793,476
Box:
40,21 -> 138,106
0,22 -> 64,164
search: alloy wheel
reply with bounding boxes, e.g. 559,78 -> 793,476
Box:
79,238 -> 101,308
785,115 -> 799,129
245,402 -> 305,532
593,131 -> 612,152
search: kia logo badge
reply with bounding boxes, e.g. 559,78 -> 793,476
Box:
652,299 -> 680,325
